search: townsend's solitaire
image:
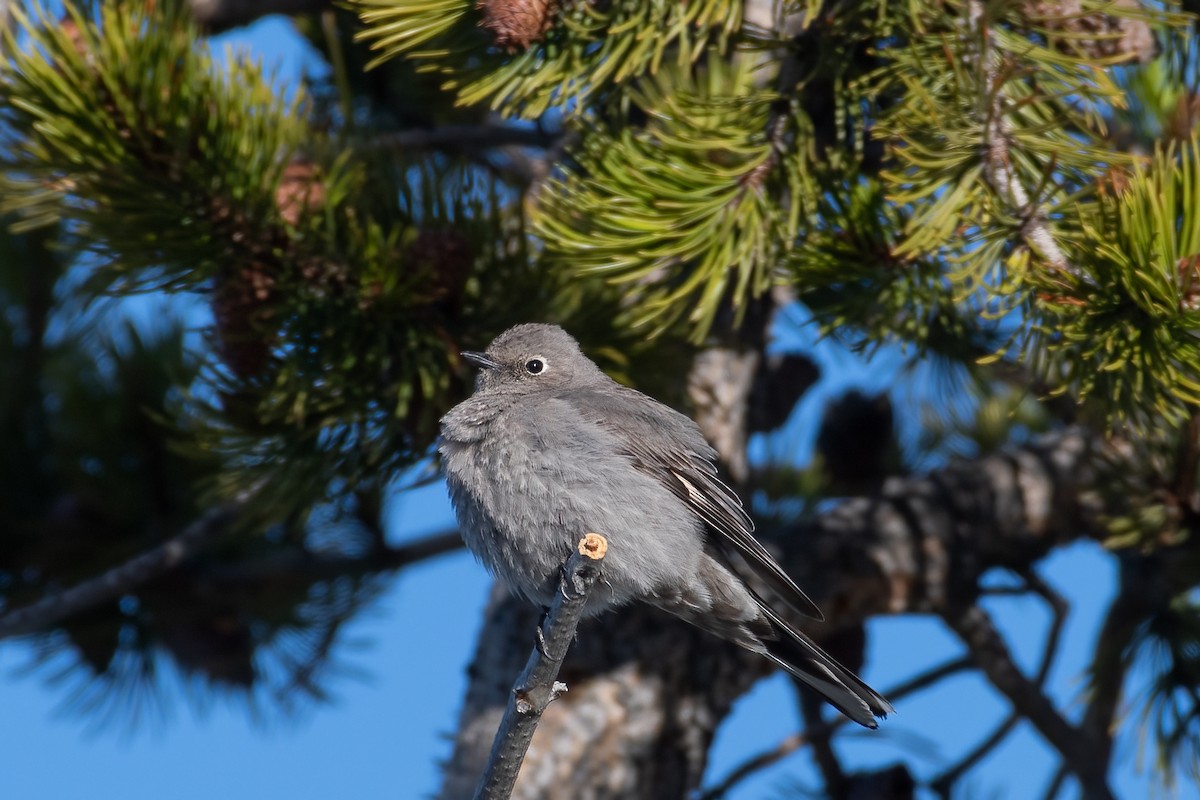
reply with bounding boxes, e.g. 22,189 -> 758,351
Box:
439,324 -> 892,727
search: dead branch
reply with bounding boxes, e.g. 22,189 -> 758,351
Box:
474,533 -> 608,800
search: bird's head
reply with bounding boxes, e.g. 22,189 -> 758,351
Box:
461,323 -> 605,396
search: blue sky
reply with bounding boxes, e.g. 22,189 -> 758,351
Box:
0,14 -> 1171,800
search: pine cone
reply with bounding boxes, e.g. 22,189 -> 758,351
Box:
210,263 -> 277,379
404,229 -> 474,313
59,14 -> 89,58
154,613 -> 256,688
1097,165 -> 1132,199
1179,254 -> 1200,313
1023,0 -> 1158,64
477,0 -> 558,50
1165,93 -> 1200,143
816,390 -> 895,495
275,157 -> 325,227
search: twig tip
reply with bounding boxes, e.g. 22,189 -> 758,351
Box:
579,533 -> 608,560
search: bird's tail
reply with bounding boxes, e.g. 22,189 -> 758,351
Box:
652,554 -> 892,728
756,602 -> 894,728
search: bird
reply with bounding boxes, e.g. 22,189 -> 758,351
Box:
438,323 -> 892,727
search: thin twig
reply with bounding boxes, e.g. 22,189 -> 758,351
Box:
885,655 -> 977,698
943,602 -> 1115,800
967,0 -> 1078,278
699,655 -> 976,800
926,567 -> 1069,798
0,505 -> 241,640
1042,764 -> 1069,800
697,731 -> 812,800
1021,567 -> 1069,686
800,689 -> 848,798
980,567 -> 1071,686
1080,555 -> 1162,782
473,534 -> 608,800
738,9 -> 801,193
929,711 -> 1021,798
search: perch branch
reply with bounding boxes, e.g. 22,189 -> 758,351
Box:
473,533 -> 608,800
0,504 -> 240,640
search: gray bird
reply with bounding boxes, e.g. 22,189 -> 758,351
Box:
439,323 -> 893,727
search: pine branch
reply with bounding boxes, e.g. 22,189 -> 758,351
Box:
1036,138 -> 1200,427
0,521 -> 462,638
533,55 -> 794,339
367,123 -> 565,187
0,3 -> 538,511
473,533 -> 608,800
0,2 -> 319,301
0,504 -> 242,641
740,4 -> 805,194
202,530 -> 464,585
351,0 -> 740,116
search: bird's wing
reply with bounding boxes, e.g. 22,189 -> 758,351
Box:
562,387 -> 825,622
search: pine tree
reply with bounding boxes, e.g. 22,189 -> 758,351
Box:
1,1 -> 1198,797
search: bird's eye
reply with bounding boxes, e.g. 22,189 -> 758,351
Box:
525,358 -> 545,375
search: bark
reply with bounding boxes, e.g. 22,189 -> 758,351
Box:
439,428 -> 1109,798
687,347 -> 760,485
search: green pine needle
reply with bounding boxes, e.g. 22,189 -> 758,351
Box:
533,55 -> 800,340
350,0 -> 742,117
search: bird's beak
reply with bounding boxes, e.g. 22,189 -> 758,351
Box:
461,351 -> 501,370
